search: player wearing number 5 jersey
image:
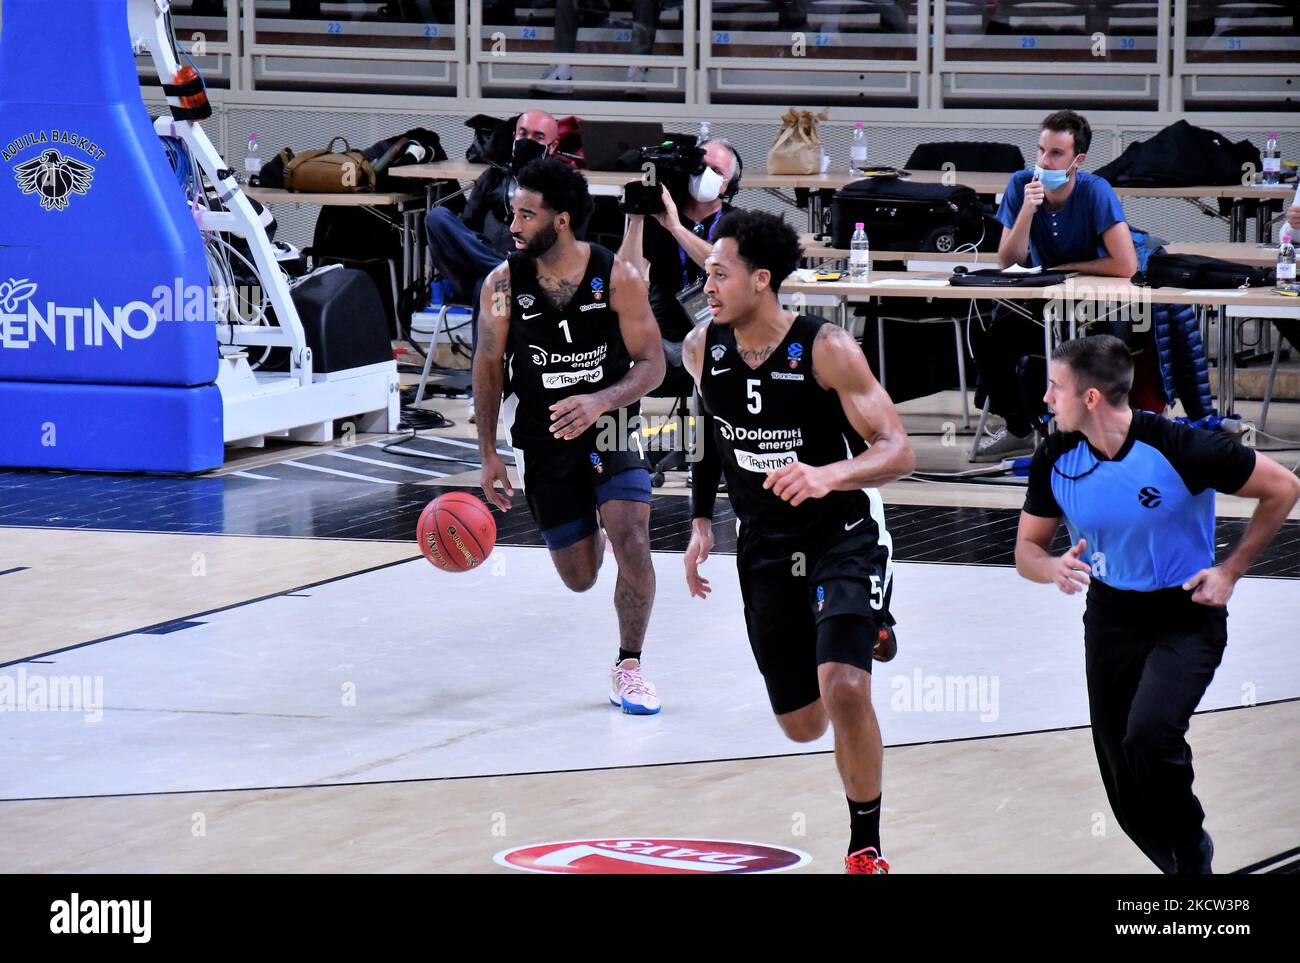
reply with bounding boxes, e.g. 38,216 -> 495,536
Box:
474,157 -> 666,714
681,210 -> 916,873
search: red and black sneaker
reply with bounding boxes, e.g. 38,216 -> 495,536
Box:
873,625 -> 897,662
844,847 -> 890,874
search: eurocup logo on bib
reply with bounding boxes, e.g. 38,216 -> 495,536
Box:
787,342 -> 803,369
590,276 -> 604,301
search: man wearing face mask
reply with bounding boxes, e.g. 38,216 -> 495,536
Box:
970,109 -> 1138,462
618,139 -> 742,369
425,111 -> 560,364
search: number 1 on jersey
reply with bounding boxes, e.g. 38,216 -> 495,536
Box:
558,319 -> 572,343
746,378 -> 762,413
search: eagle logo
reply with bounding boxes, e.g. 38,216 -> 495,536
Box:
14,150 -> 95,212
710,343 -> 726,362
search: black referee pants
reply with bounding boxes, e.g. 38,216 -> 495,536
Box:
1083,581 -> 1227,874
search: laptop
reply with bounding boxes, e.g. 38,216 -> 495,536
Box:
580,120 -> 666,171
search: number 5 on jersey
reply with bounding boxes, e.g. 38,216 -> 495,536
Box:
747,378 -> 762,414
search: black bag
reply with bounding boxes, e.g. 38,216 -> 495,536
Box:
827,178 -> 985,252
904,141 -> 1025,174
1095,120 -> 1260,188
1134,253 -> 1275,289
262,267 -> 393,373
465,113 -> 518,165
362,127 -> 449,191
948,267 -> 1074,287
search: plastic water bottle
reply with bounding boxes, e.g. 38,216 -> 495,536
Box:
698,121 -> 710,144
850,122 -> 868,175
1262,131 -> 1280,185
850,222 -> 870,281
244,133 -> 262,186
1278,229 -> 1297,294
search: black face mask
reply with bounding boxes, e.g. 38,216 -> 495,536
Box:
511,137 -> 547,172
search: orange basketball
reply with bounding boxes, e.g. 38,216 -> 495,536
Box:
416,491 -> 496,572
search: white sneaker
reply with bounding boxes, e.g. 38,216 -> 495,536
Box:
466,395 -> 475,425
537,63 -> 574,95
610,658 -> 660,715
971,426 -> 1035,463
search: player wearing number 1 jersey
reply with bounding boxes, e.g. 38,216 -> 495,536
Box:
475,157 -> 666,714
681,211 -> 915,873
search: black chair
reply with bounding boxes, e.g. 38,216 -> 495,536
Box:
646,353 -> 695,487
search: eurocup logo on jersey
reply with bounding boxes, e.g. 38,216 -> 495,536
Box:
590,452 -> 604,474
517,293 -> 536,309
0,279 -> 163,351
590,276 -> 604,301
816,585 -> 825,612
787,342 -> 803,369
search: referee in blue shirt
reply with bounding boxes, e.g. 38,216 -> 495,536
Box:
1016,336 -> 1300,873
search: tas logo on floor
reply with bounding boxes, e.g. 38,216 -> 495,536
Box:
14,149 -> 95,212
495,838 -> 810,874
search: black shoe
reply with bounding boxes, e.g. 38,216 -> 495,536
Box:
1175,831 -> 1214,874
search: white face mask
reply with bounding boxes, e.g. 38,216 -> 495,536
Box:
688,166 -> 725,203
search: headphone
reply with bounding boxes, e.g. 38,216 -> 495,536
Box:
701,138 -> 743,202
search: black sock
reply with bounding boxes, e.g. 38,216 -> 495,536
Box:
848,794 -> 882,855
617,648 -> 641,665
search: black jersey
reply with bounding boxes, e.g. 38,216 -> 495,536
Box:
700,314 -> 880,539
502,243 -> 636,450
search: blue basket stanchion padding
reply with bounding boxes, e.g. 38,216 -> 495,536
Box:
0,380 -> 222,474
0,0 -> 216,386
0,0 -> 223,471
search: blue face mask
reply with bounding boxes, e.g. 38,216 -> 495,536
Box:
1033,159 -> 1078,190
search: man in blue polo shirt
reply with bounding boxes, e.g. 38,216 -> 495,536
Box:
971,110 -> 1139,462
1016,336 -> 1300,873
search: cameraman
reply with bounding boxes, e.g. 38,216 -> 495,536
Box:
619,139 -> 742,366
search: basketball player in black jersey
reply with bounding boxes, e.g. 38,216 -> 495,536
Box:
474,157 -> 667,714
681,211 -> 915,873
